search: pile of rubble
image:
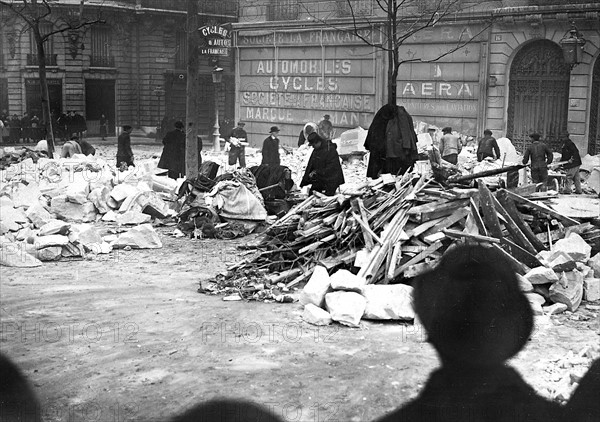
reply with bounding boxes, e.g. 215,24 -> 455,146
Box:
0,154 -> 176,267
0,146 -> 48,171
204,168 -> 600,326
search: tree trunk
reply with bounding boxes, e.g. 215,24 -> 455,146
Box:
34,28 -> 55,158
185,0 -> 200,178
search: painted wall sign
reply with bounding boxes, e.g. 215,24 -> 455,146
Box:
238,28 -> 381,47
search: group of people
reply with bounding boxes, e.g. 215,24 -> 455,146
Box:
522,132 -> 583,194
0,110 -> 44,144
225,116 -> 345,196
436,126 -> 583,195
55,110 -> 88,142
2,243 -> 598,421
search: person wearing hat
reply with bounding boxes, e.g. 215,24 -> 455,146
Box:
558,132 -> 583,194
522,133 -> 553,186
476,129 -> 500,162
261,126 -> 281,166
317,114 -> 334,141
376,244 -> 564,422
439,126 -> 462,165
300,125 -> 344,196
227,121 -> 247,169
158,120 -> 186,179
116,125 -> 134,169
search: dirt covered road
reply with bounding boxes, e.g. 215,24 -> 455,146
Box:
1,141 -> 599,422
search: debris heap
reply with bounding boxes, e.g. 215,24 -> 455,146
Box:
205,172 -> 600,323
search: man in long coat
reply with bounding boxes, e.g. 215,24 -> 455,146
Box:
158,120 -> 186,179
300,126 -> 344,196
261,126 -> 281,166
117,125 -> 134,168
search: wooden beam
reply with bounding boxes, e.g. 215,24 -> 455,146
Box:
477,181 -> 504,239
407,198 -> 470,223
442,229 -> 501,244
422,206 -> 469,238
489,193 -> 537,254
496,189 -> 545,252
500,238 -> 542,269
469,198 -> 487,236
503,190 -> 580,226
491,244 -> 530,275
393,241 -> 443,278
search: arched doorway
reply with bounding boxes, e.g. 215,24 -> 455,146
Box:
507,40 -> 570,152
589,58 -> 600,155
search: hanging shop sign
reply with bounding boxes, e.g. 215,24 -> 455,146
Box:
199,24 -> 231,56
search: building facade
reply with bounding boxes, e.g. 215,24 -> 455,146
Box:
0,0 -> 237,138
233,0 -> 600,156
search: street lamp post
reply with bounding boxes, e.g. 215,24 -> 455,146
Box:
211,65 -> 223,152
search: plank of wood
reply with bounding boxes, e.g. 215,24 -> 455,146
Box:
351,198 -> 374,249
286,267 -> 314,288
408,198 -> 470,223
500,238 -> 542,269
489,193 -> 537,254
393,241 -> 443,278
491,244 -> 531,275
422,207 -> 469,238
535,228 -> 566,244
403,262 -> 434,278
442,229 -> 501,243
496,189 -> 545,252
503,190 -> 580,226
470,197 -> 487,236
477,181 -> 503,239
405,216 -> 446,238
423,232 -> 446,244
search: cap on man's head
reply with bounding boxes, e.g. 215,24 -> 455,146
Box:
237,121 -> 245,126
529,133 -> 541,141
484,129 -> 492,136
442,126 -> 452,133
269,126 -> 280,133
413,244 -> 533,367
122,125 -> 132,131
323,114 -> 330,119
174,120 -> 184,129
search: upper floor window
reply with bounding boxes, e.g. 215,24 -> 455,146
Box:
28,22 -> 56,66
336,0 -> 373,17
90,26 -> 114,67
267,0 -> 299,21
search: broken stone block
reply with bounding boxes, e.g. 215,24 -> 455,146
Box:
529,301 -> 543,316
302,303 -> 332,326
532,284 -> 551,301
584,278 -> 600,302
110,183 -> 139,204
325,291 -> 366,327
589,253 -> 600,278
61,242 -> 86,258
65,179 -> 90,204
34,234 -> 70,250
0,205 -> 28,232
119,192 -> 145,213
107,196 -> 120,210
299,266 -> 330,308
36,246 -> 62,261
25,202 -> 53,228
0,222 -> 9,235
553,233 -> 592,262
550,271 -> 584,312
50,196 -> 97,222
113,223 -> 162,249
576,262 -> 592,279
517,274 -> 534,293
88,186 -> 111,214
102,210 -> 117,222
139,192 -> 169,219
0,241 -> 43,267
15,227 -> 37,242
115,211 -> 151,225
39,219 -> 70,236
526,292 -> 547,306
329,269 -> 366,294
543,303 -> 568,315
362,284 -> 415,321
547,250 -> 577,273
68,224 -> 103,251
524,266 -> 559,285
0,196 -> 15,208
11,181 -> 42,209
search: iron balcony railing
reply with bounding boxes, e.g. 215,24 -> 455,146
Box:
90,55 -> 115,68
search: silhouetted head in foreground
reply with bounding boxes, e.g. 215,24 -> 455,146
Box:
171,399 -> 282,422
413,243 -> 533,368
0,353 -> 41,422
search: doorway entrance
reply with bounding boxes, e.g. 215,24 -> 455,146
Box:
507,40 -> 570,152
85,79 -> 115,136
25,78 -> 62,120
